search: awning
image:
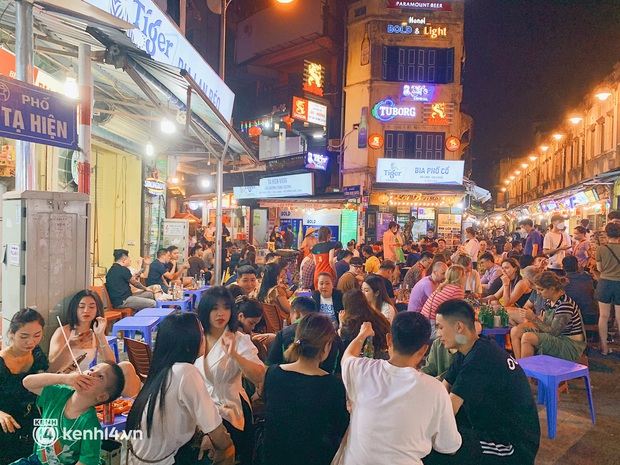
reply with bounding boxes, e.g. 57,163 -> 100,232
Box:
372,183 -> 467,195
257,195 -> 347,210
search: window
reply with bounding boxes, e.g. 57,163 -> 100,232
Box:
384,131 -> 445,159
382,46 -> 454,84
599,118 -> 606,155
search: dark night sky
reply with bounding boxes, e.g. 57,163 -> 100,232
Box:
463,0 -> 620,189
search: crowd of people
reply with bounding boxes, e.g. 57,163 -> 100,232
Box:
3,211 -> 619,464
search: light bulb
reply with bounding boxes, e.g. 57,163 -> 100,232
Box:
161,118 -> 176,134
146,139 -> 154,156
64,65 -> 79,99
201,178 -> 210,188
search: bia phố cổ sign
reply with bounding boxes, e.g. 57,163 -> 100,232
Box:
376,159 -> 464,185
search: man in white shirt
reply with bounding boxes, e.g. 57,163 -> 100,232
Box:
338,312 -> 461,465
543,214 -> 572,272
452,227 -> 479,270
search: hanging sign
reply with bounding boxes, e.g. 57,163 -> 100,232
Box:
387,1 -> 452,11
292,96 -> 327,126
376,159 -> 464,185
0,74 -> 77,149
372,99 -> 422,122
144,177 -> 166,195
234,173 -> 314,199
303,60 -> 325,97
368,133 -> 384,149
445,136 -> 461,152
387,24 -> 448,38
343,185 -> 362,198
424,102 -> 455,125
306,152 -> 329,171
402,84 -> 436,102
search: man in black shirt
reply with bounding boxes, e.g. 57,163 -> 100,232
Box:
187,244 -> 208,278
105,249 -> 156,312
146,248 -> 172,293
426,299 -> 540,465
165,245 -> 191,286
375,260 -> 396,299
282,224 -> 295,249
266,297 -> 344,375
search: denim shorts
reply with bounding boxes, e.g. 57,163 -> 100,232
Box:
596,278 -> 620,305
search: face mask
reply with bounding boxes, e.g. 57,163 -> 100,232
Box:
556,223 -> 566,231
428,233 -> 434,238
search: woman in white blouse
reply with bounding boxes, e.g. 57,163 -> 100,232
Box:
195,286 -> 266,465
125,312 -> 234,465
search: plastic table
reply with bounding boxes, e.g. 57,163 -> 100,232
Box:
184,286 -> 210,310
101,413 -> 127,437
89,335 -> 120,368
481,326 -> 511,349
113,316 -> 160,348
135,307 -> 175,323
156,296 -> 192,312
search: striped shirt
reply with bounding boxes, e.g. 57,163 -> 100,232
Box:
421,284 -> 465,321
542,293 -> 584,337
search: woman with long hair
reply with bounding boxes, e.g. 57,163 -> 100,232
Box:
421,265 -> 466,339
257,263 -> 292,315
125,312 -> 234,464
311,226 -> 337,288
195,286 -> 266,465
482,258 -> 532,307
338,289 -> 391,359
511,272 -> 586,361
48,289 -> 115,373
263,313 -> 349,465
361,275 -> 396,322
491,245 -> 503,265
0,309 -> 49,464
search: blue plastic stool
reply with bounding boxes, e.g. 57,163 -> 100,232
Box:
518,355 -> 595,439
157,296 -> 192,312
112,316 -> 160,349
89,335 -> 120,368
135,307 -> 175,324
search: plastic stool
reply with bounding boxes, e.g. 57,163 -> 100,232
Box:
112,316 -> 160,349
518,355 -> 595,438
89,335 -> 120,368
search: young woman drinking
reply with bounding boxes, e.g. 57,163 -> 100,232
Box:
263,313 -> 349,465
482,258 -> 532,308
195,286 -> 266,465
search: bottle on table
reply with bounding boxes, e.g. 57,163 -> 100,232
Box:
362,336 -> 374,358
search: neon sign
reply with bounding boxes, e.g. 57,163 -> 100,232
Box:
306,152 -> 329,171
387,24 -> 448,38
402,84 -> 435,102
372,99 -> 420,122
303,61 -> 324,97
424,102 -> 454,125
387,1 -> 452,11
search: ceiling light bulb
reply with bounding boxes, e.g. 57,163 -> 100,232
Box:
552,133 -> 563,140
509,175 -> 515,180
596,91 -> 612,101
171,176 -> 179,184
146,138 -> 154,156
161,118 -> 176,134
521,163 -> 528,168
64,65 -> 79,99
515,170 -> 521,175
201,178 -> 210,188
569,117 -> 583,124
529,156 -> 537,161
540,145 -> 549,151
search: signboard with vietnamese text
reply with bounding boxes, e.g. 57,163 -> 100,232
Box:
387,1 -> 452,11
292,96 -> 327,126
376,159 -> 464,185
0,48 -> 64,93
0,74 -> 77,149
233,173 -> 314,199
84,0 -> 234,120
343,185 -> 362,198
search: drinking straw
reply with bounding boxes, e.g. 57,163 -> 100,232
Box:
56,315 -> 83,374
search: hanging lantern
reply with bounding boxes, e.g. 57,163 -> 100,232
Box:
283,115 -> 294,130
248,126 -> 263,137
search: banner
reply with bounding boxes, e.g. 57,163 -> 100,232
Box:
376,159 -> 464,185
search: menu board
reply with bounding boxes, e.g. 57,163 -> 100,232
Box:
573,192 -> 589,205
417,207 -> 435,220
376,212 -> 394,242
340,209 -> 358,244
437,213 -> 462,249
585,190 -> 599,202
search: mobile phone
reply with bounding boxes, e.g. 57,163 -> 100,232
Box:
288,284 -> 298,292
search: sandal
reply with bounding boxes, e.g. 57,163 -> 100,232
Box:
601,348 -> 614,356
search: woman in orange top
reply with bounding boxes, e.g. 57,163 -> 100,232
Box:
311,226 -> 337,288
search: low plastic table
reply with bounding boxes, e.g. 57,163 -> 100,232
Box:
518,355 -> 595,439
184,286 -> 210,310
89,335 -> 120,368
113,316 -> 160,348
481,326 -> 511,349
101,412 -> 127,437
135,307 -> 176,323
156,296 -> 192,312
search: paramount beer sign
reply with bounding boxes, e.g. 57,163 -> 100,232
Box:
386,1 -> 452,11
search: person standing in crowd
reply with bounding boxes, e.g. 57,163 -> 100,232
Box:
362,245 -> 381,274
434,300 -> 540,465
337,313 -> 461,465
362,275 -> 396,322
595,220 -> 620,355
334,250 -> 354,281
591,209 -> 620,256
452,227 -> 480,270
408,262 -> 448,312
126,312 -> 234,464
482,258 -> 532,308
454,255 -> 482,298
312,272 -> 345,328
300,227 -> 319,258
543,215 -> 572,274
383,221 -> 403,262
421,265 -> 465,339
511,272 -> 586,361
338,289 -> 391,359
0,309 -> 49,464
403,251 -> 434,290
263,314 -> 349,465
195,287 -> 265,465
338,256 -> 364,293
374,260 -> 397,299
562,256 -> 596,323
521,218 -> 543,257
572,226 -> 591,270
282,225 -> 295,249
311,226 -> 337,288
48,290 -> 117,373
436,239 -> 452,263
235,266 -> 259,296
203,241 -> 215,270
479,252 -> 502,293
267,297 -> 344,375
205,221 -> 217,242
299,252 -> 316,290
106,249 -> 156,311
258,263 -> 293,315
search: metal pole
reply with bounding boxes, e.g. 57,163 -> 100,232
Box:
78,44 -> 91,194
15,0 -> 35,191
219,0 -> 227,80
214,135 -> 231,285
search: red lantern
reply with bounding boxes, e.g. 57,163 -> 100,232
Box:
283,115 -> 294,131
248,126 -> 262,137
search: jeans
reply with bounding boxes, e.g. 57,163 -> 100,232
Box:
122,292 -> 156,311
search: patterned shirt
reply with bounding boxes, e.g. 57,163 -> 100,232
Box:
403,261 -> 426,291
299,255 -> 316,290
542,293 -> 584,337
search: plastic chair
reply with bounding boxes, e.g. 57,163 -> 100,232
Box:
124,337 -> 152,383
518,355 -> 595,439
104,310 -> 122,332
90,286 -> 133,318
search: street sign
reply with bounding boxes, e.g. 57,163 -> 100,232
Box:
343,185 -> 361,198
0,74 -> 77,149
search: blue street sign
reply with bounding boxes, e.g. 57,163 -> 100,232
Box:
343,185 -> 361,198
0,74 -> 78,149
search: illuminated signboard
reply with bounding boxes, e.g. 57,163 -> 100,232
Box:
144,177 -> 166,196
306,152 -> 329,171
368,133 -> 384,149
387,1 -> 452,11
292,96 -> 327,126
303,60 -> 324,97
386,24 -> 448,38
402,84 -> 435,102
445,136 -> 461,152
423,102 -> 455,125
372,99 -> 422,122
